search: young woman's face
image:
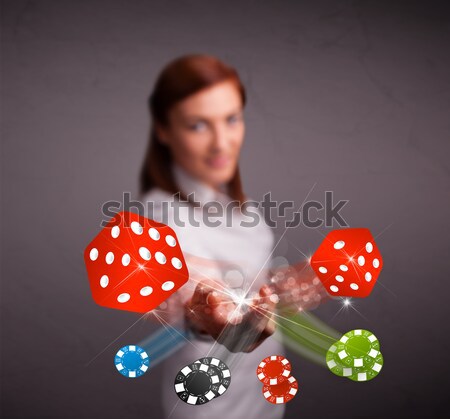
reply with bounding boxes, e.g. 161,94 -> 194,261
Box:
156,79 -> 245,190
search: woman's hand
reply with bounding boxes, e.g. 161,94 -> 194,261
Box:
241,283 -> 278,353
184,280 -> 278,353
185,279 -> 239,339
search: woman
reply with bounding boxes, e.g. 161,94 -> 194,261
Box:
139,54 -> 322,419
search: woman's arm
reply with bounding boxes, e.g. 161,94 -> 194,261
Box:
268,260 -> 331,316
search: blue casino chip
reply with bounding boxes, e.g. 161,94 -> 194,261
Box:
114,345 -> 150,378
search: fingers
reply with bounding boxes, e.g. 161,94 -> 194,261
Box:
210,298 -> 244,328
250,284 -> 278,321
190,279 -> 231,313
226,305 -> 243,325
210,300 -> 230,325
187,279 -> 243,339
236,284 -> 279,353
187,280 -> 282,352
190,279 -> 216,306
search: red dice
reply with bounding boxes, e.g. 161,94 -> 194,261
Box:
310,228 -> 383,298
84,211 -> 189,313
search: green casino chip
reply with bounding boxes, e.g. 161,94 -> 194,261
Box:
348,352 -> 384,382
326,341 -> 354,377
326,329 -> 382,378
336,329 -> 380,368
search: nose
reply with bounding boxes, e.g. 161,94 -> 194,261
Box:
210,124 -> 229,152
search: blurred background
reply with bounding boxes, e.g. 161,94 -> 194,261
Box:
1,0 -> 449,418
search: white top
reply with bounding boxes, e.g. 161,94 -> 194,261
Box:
142,163 -> 285,419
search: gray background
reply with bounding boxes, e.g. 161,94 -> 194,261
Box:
1,0 -> 450,418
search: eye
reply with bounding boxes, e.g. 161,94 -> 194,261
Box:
227,114 -> 241,125
189,121 -> 207,132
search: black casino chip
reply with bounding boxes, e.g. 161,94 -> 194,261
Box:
194,357 -> 231,397
174,357 -> 231,405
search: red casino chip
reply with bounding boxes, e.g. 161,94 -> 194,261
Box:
256,355 -> 292,385
262,376 -> 298,404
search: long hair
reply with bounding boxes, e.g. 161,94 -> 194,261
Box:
139,54 -> 247,205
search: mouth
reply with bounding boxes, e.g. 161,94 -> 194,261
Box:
205,155 -> 231,169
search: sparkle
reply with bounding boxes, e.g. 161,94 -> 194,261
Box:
331,297 -> 368,321
138,264 -> 145,270
230,289 -> 248,308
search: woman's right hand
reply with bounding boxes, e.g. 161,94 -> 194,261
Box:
185,279 -> 239,339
